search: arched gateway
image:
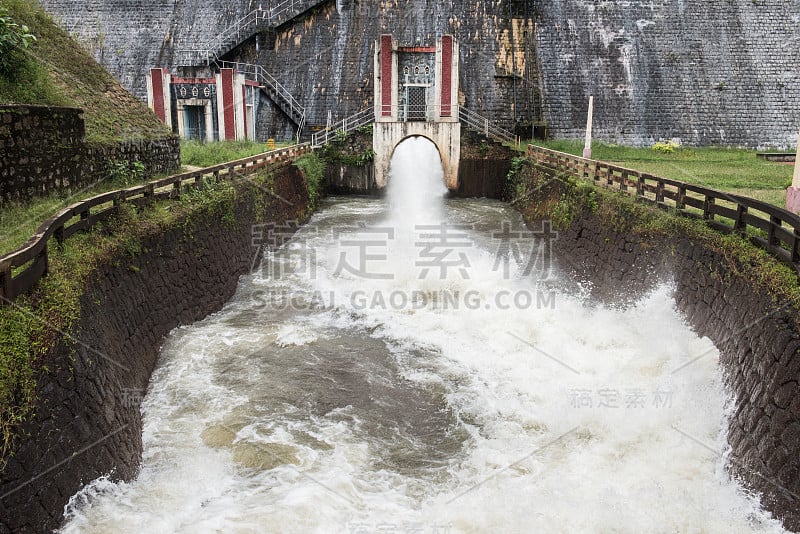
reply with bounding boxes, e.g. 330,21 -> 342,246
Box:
372,35 -> 461,190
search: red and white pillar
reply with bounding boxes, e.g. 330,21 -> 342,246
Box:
216,68 -> 237,141
146,68 -> 172,129
375,35 -> 397,121
435,35 -> 458,122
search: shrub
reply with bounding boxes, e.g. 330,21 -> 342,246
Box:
0,5 -> 36,77
652,140 -> 680,154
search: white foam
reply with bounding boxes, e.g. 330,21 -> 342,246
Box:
60,137 -> 786,533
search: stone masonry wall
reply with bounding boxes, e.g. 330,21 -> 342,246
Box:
536,0 -> 800,147
0,106 -> 84,202
521,172 -> 800,531
0,105 -> 180,203
0,165 -> 310,533
38,0 -> 800,147
38,0 -> 541,136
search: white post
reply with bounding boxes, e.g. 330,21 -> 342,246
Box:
583,95 -> 594,159
786,128 -> 800,213
794,128 -> 800,188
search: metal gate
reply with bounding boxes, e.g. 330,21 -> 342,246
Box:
404,86 -> 427,122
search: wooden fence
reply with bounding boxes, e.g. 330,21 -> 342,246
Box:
0,144 -> 310,304
527,145 -> 800,274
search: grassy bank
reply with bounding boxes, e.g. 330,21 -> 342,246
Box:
534,140 -> 794,207
181,140 -> 292,168
511,161 -> 800,305
0,0 -> 169,143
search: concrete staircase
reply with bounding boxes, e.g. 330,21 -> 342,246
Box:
172,2 -> 330,139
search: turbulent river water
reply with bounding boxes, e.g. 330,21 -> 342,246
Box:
61,138 -> 786,533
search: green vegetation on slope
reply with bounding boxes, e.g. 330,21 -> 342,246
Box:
534,139 -> 793,207
0,0 -> 170,143
0,3 -> 62,105
293,152 -> 325,213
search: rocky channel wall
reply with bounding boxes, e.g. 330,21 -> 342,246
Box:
0,164 -> 310,533
519,169 -> 800,531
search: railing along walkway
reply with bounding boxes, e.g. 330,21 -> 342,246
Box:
527,145 -> 800,274
0,144 -> 310,304
311,108 -> 375,147
310,105 -> 521,149
459,107 -> 520,148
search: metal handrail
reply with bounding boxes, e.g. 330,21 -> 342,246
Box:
172,0 -> 328,66
217,61 -> 306,140
459,107 -> 520,147
312,108 -> 375,147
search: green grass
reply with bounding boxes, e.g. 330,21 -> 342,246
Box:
180,140 -> 293,168
533,139 -> 794,207
0,0 -> 170,143
0,169 -> 170,257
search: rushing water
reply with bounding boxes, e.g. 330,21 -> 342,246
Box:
62,138 -> 786,533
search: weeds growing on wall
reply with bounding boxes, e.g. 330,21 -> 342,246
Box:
107,160 -> 146,188
293,152 -> 325,212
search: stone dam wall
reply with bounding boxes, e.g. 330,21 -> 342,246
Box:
519,168 -> 800,531
38,0 -> 800,147
536,0 -> 800,147
0,165 -> 310,533
0,105 -> 180,203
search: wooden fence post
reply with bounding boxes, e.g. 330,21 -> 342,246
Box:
703,196 -> 715,220
0,265 -> 11,304
734,205 -> 747,232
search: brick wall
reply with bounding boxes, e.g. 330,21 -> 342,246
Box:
0,105 -> 180,203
